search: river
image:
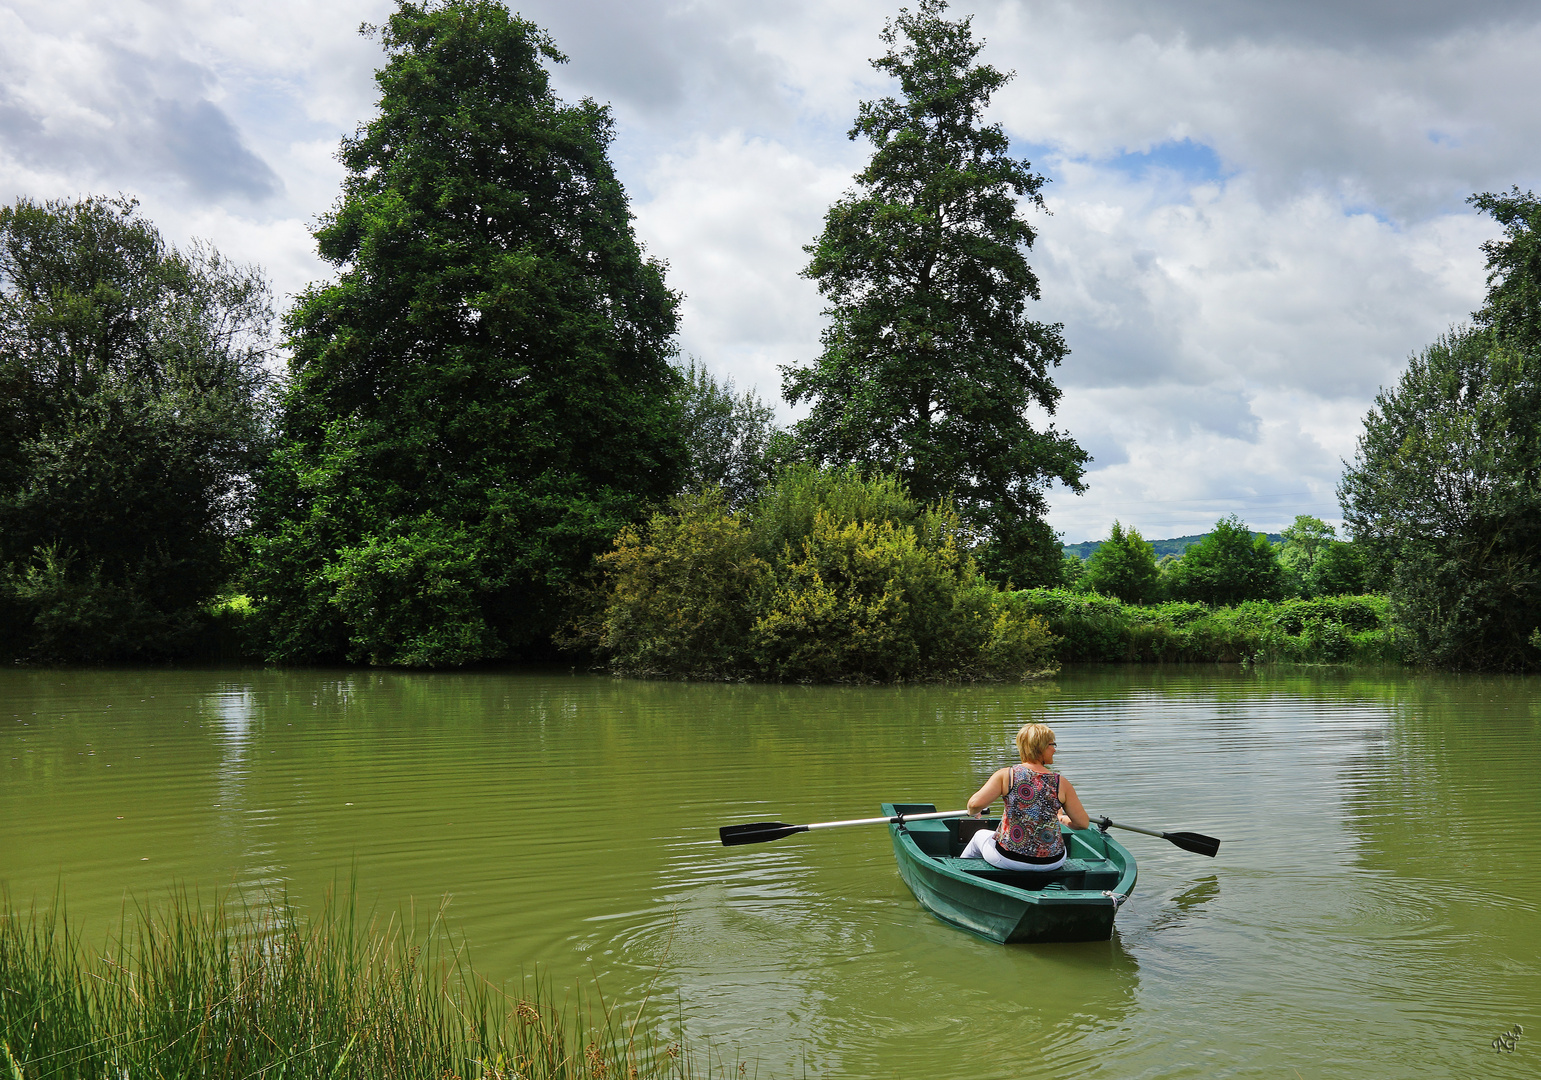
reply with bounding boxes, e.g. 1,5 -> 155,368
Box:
2,665 -> 1537,1078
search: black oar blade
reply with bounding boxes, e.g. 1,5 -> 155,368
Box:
719,822 -> 810,847
1163,831 -> 1220,858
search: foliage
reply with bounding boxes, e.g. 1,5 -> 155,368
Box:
1309,539 -> 1368,597
1018,589 -> 1397,665
0,889 -> 717,1080
1083,520 -> 1160,603
591,488 -> 772,677
1278,515 -> 1334,579
1277,515 -> 1370,598
973,514 -> 1070,589
1340,328 -> 1541,669
674,358 -> 778,506
782,0 -> 1086,581
579,466 -> 1058,681
748,463 -> 923,563
1060,552 -> 1087,590
1470,187 -> 1541,351
0,195 -> 273,661
1163,515 -> 1286,606
248,1 -> 685,667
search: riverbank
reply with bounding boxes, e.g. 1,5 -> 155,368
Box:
196,589 -> 1401,673
1019,590 -> 1399,665
0,889 -> 715,1080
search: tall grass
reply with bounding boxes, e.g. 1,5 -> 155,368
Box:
0,889 -> 731,1080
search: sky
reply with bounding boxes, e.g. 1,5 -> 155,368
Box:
3,0 -> 1539,543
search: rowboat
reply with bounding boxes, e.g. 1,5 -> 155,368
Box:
883,802 -> 1137,944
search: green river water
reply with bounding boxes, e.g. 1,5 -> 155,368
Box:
2,665 -> 1538,1078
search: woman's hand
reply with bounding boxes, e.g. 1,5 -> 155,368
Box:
1057,811 -> 1072,826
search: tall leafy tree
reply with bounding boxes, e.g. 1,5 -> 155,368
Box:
250,0 -> 685,666
1340,330 -> 1541,668
0,196 -> 273,660
1470,188 -> 1541,351
1339,191 -> 1541,669
1278,515 -> 1336,579
783,0 -> 1087,585
1164,516 -> 1286,606
1083,521 -> 1160,604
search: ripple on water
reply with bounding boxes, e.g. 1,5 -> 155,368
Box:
3,667 -> 1540,1079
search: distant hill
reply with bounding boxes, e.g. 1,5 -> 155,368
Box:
1063,531 -> 1284,561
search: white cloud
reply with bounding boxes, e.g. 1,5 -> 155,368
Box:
631,132 -> 858,405
3,0 -> 1539,545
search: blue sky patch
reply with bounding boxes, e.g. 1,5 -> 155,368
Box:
1105,138 -> 1227,183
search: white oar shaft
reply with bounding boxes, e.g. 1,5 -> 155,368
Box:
805,810 -> 971,831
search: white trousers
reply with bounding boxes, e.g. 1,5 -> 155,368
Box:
960,828 -> 1067,871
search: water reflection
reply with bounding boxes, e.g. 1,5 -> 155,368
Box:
2,666 -> 1538,1079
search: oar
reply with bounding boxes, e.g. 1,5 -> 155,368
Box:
720,809 -> 971,847
1096,815 -> 1220,857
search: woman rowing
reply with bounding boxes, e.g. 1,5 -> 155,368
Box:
961,722 -> 1089,871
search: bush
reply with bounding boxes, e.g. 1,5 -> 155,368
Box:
326,519 -> 504,667
592,488 -> 771,677
1016,588 -> 1398,665
2,546 -> 195,662
580,468 -> 1058,681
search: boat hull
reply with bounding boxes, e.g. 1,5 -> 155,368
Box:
883,802 -> 1137,944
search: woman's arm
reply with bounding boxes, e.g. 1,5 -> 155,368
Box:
967,769 -> 1009,816
1057,776 -> 1091,830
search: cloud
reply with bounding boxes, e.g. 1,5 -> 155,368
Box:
3,0 -> 1539,545
1093,0 -> 1541,48
631,131 -> 857,402
0,13 -> 282,200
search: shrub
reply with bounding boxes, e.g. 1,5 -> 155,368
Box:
326,518 -> 504,667
1016,588 -> 1400,665
582,468 -> 1059,681
593,489 -> 771,677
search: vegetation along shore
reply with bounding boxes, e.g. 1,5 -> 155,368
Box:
4,0 -> 1541,675
0,889 -> 717,1080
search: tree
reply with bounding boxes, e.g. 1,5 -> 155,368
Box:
1308,540 -> 1367,597
782,0 -> 1086,586
1164,516 -> 1286,606
1083,520 -> 1159,604
1470,188 -> 1541,351
1338,189 -> 1541,670
675,358 -> 777,506
1060,553 -> 1086,591
1278,514 -> 1335,596
1279,516 -> 1335,577
0,195 -> 273,661
1339,329 -> 1541,668
249,1 -> 685,666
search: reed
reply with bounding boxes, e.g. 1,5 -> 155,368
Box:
0,889 -> 730,1080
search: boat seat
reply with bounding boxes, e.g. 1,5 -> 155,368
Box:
930,856 -> 1123,892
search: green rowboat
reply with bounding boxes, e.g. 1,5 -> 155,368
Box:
883,802 -> 1137,944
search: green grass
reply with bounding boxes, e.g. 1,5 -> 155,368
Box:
0,888 -> 732,1080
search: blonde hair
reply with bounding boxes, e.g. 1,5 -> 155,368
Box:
1016,723 -> 1056,764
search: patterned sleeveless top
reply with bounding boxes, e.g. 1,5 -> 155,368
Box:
997,764 -> 1065,858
